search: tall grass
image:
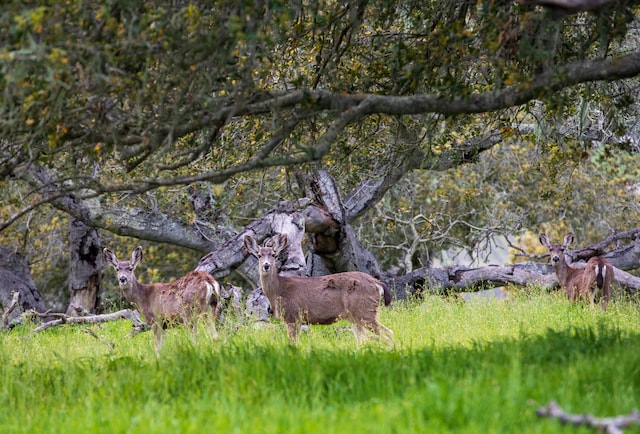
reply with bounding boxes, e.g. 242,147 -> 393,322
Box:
1,289 -> 639,433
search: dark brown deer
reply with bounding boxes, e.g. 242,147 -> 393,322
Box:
539,233 -> 613,310
103,246 -> 220,354
244,234 -> 394,348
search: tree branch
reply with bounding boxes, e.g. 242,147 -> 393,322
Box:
80,51 -> 640,170
16,164 -> 221,252
29,309 -> 149,335
537,401 -> 640,433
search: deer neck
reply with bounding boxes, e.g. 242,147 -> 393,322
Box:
122,278 -> 152,309
259,271 -> 285,316
553,258 -> 577,287
260,270 -> 281,297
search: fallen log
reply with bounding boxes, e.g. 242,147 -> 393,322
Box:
537,401 -> 640,433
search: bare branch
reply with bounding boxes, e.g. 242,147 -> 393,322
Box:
537,401 -> 640,433
29,309 -> 149,335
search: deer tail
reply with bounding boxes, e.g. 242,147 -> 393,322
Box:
206,280 -> 221,306
379,281 -> 392,306
595,260 -> 607,289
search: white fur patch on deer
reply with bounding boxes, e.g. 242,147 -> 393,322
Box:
539,232 -> 613,310
103,246 -> 220,355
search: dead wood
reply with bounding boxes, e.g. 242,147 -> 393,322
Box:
537,401 -> 640,433
1,291 -> 21,329
28,309 -> 150,336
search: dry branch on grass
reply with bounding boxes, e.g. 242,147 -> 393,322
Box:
2,294 -> 151,337
537,401 -> 640,433
28,309 -> 150,336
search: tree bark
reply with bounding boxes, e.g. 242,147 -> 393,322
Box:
0,246 -> 47,323
299,168 -> 384,278
66,219 -> 102,315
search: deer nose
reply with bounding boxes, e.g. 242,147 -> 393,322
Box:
552,256 -> 560,263
262,263 -> 271,271
119,276 -> 128,284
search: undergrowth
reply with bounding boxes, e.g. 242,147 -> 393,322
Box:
0,289 -> 638,433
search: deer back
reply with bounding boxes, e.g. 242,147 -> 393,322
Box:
244,233 -> 387,325
273,271 -> 385,325
104,247 -> 219,326
142,271 -> 219,325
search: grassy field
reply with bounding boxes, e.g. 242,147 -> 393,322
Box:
1,289 -> 639,433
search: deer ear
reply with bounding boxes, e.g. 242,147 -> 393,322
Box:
539,233 -> 549,247
103,248 -> 117,268
131,246 -> 143,268
563,233 -> 574,247
273,233 -> 288,256
243,235 -> 259,257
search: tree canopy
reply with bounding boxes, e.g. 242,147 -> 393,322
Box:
1,0 -> 639,310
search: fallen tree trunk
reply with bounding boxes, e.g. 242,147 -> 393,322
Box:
390,262 -> 640,299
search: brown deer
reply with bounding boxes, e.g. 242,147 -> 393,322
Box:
103,246 -> 221,354
539,233 -> 613,310
244,233 -> 394,348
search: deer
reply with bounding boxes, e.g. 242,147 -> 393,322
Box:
244,233 -> 394,348
103,246 -> 221,354
539,232 -> 614,311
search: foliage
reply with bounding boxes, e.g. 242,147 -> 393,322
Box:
360,107 -> 640,270
1,0 -> 639,304
1,293 -> 640,433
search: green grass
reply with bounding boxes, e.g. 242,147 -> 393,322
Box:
1,289 -> 639,433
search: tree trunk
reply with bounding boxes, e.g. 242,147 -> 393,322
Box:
391,261 -> 640,299
66,220 -> 102,315
0,246 -> 46,325
298,168 -> 384,278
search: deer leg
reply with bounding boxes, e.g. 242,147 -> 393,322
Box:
377,322 -> 395,350
152,323 -> 166,357
600,285 -> 610,312
285,322 -> 299,342
205,311 -> 219,340
359,319 -> 395,350
351,323 -> 367,348
601,295 -> 609,312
